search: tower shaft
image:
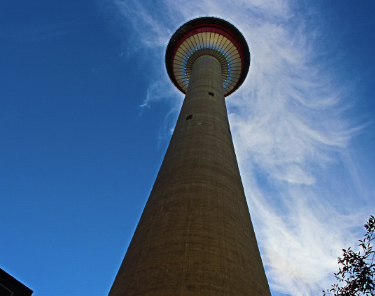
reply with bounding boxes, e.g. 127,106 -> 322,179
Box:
109,55 -> 271,295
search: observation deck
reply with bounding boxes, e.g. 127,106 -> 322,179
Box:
165,16 -> 250,97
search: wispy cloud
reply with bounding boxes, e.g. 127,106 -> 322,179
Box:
1,22 -> 73,43
104,0 -> 373,294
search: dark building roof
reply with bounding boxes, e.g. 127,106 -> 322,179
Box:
0,268 -> 33,296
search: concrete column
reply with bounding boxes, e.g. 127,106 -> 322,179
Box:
109,55 -> 271,296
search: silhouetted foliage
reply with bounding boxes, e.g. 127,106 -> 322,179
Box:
324,215 -> 375,296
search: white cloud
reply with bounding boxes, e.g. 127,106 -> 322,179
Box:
105,0 -> 373,295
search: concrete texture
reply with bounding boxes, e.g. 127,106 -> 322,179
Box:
109,55 -> 271,296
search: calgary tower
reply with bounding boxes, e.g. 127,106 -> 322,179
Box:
109,16 -> 271,296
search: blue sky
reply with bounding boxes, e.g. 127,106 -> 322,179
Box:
1,1 -> 374,295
